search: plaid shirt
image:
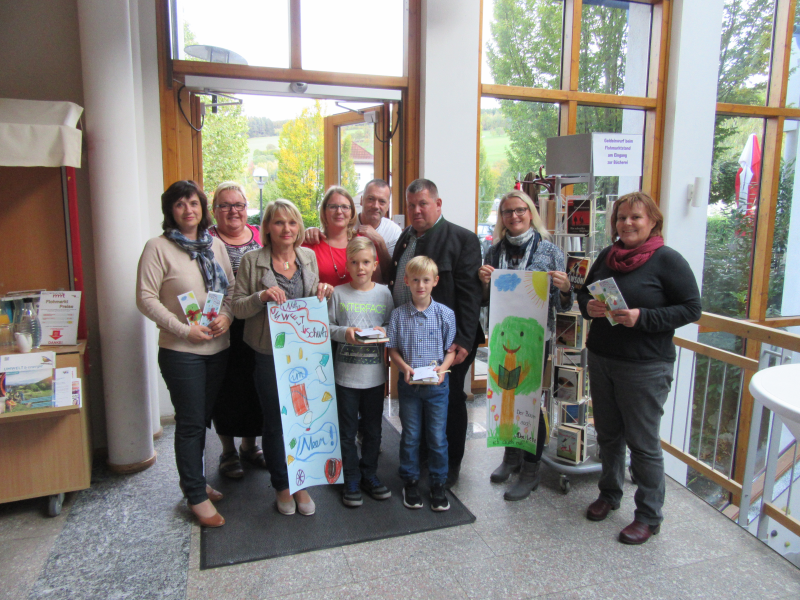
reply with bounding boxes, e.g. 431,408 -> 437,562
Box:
387,300 -> 456,368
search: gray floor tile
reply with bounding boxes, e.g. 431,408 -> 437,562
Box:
0,494 -> 73,542
277,566 -> 469,600
671,551 -> 800,599
0,534 -> 57,600
187,548 -> 351,600
342,525 -> 493,580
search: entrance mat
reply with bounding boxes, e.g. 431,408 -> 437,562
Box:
200,418 -> 476,569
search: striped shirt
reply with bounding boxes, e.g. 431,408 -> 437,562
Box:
387,300 -> 456,368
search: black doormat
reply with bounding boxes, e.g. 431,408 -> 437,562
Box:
200,418 -> 476,569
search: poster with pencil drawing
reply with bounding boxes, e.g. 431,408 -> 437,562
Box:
268,297 -> 344,493
486,270 -> 549,454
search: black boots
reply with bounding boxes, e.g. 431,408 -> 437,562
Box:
490,447 -> 522,483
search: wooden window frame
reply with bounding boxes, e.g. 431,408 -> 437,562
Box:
155,0 -> 421,195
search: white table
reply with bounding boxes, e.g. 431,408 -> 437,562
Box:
749,363 -> 800,442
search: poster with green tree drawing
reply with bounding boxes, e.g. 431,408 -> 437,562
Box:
486,270 -> 549,454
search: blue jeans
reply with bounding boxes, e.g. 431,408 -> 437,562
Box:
158,348 -> 229,505
398,375 -> 449,486
336,383 -> 385,483
253,352 -> 290,492
588,351 -> 674,526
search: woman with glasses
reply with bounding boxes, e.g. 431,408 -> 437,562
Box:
207,182 -> 265,480
478,190 -> 573,501
303,186 -> 358,288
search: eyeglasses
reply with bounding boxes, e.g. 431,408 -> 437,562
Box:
500,207 -> 529,218
217,203 -> 247,212
326,204 -> 352,213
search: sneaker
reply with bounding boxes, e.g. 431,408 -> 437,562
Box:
430,483 -> 450,512
403,481 -> 423,509
361,475 -> 392,500
342,481 -> 363,507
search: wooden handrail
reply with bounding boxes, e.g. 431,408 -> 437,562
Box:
661,440 -> 743,497
763,501 -> 800,538
697,312 -> 800,353
673,336 -> 759,371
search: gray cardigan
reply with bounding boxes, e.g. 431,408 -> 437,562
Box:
232,245 -> 320,354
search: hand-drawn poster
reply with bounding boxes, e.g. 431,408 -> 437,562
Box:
486,270 -> 549,454
268,297 -> 344,493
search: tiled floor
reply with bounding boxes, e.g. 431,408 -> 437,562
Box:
3,398 -> 800,600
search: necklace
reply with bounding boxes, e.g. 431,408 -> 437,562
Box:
328,242 -> 347,280
272,251 -> 294,272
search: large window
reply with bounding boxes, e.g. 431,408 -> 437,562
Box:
480,0 -> 664,220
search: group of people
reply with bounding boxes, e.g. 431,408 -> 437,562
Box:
136,175 -> 700,546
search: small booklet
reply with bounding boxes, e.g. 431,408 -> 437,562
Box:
177,291 -> 202,324
200,291 -> 224,327
411,365 -> 439,385
587,277 -> 628,326
0,352 -> 57,413
354,328 -> 389,343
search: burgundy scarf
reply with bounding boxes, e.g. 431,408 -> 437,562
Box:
605,235 -> 664,273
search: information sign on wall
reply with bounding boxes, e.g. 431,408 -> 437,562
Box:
591,133 -> 643,177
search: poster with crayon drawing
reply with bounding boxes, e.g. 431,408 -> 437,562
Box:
486,270 -> 549,455
267,297 -> 343,493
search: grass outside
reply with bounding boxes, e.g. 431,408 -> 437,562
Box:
248,136 -> 280,155
482,131 -> 510,165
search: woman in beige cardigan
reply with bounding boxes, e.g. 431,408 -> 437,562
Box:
137,180 -> 234,528
233,199 -> 331,516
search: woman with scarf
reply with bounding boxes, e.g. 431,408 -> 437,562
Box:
478,189 -> 573,501
137,180 -> 235,528
577,191 -> 701,545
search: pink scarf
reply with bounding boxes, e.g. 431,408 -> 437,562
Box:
605,236 -> 664,273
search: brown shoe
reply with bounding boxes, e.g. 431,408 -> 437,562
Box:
619,520 -> 660,545
586,498 -> 620,521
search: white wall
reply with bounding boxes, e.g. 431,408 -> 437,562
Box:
658,0 -> 725,483
419,0 -> 481,231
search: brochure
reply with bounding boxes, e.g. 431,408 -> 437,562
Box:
587,277 -> 628,326
177,291 -> 202,324
0,352 -> 57,413
354,328 -> 389,343
565,254 -> 591,291
200,291 -> 224,327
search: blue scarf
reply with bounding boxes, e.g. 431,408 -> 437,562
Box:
164,229 -> 230,295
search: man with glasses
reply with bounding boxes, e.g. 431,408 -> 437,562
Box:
304,179 -> 401,280
387,178 -> 484,488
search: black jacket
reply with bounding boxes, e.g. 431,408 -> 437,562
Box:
388,218 -> 485,351
576,245 -> 702,363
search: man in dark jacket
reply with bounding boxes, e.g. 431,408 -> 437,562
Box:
387,178 -> 484,487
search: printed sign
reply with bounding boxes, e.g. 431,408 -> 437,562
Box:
267,297 -> 343,493
39,291 -> 81,346
591,133 -> 643,177
486,270 -> 549,454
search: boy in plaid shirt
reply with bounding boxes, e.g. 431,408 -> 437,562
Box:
387,256 -> 456,511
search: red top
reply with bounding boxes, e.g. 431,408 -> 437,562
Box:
302,240 -> 352,287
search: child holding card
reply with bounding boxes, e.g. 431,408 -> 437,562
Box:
328,238 -> 394,508
387,256 -> 456,512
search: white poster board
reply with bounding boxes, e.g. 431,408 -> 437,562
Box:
591,133 -> 643,177
486,270 -> 549,454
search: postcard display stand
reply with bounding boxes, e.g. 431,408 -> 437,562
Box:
538,133 -> 617,493
0,99 -> 90,515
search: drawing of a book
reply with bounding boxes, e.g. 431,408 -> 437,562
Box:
290,383 -> 309,416
497,364 -> 521,390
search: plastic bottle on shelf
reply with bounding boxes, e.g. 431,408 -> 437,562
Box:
28,300 -> 42,348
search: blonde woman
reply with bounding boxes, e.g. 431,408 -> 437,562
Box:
233,199 -> 332,516
478,189 -> 572,501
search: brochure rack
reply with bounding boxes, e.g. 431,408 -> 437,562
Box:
536,135 -> 619,493
0,343 -> 90,515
